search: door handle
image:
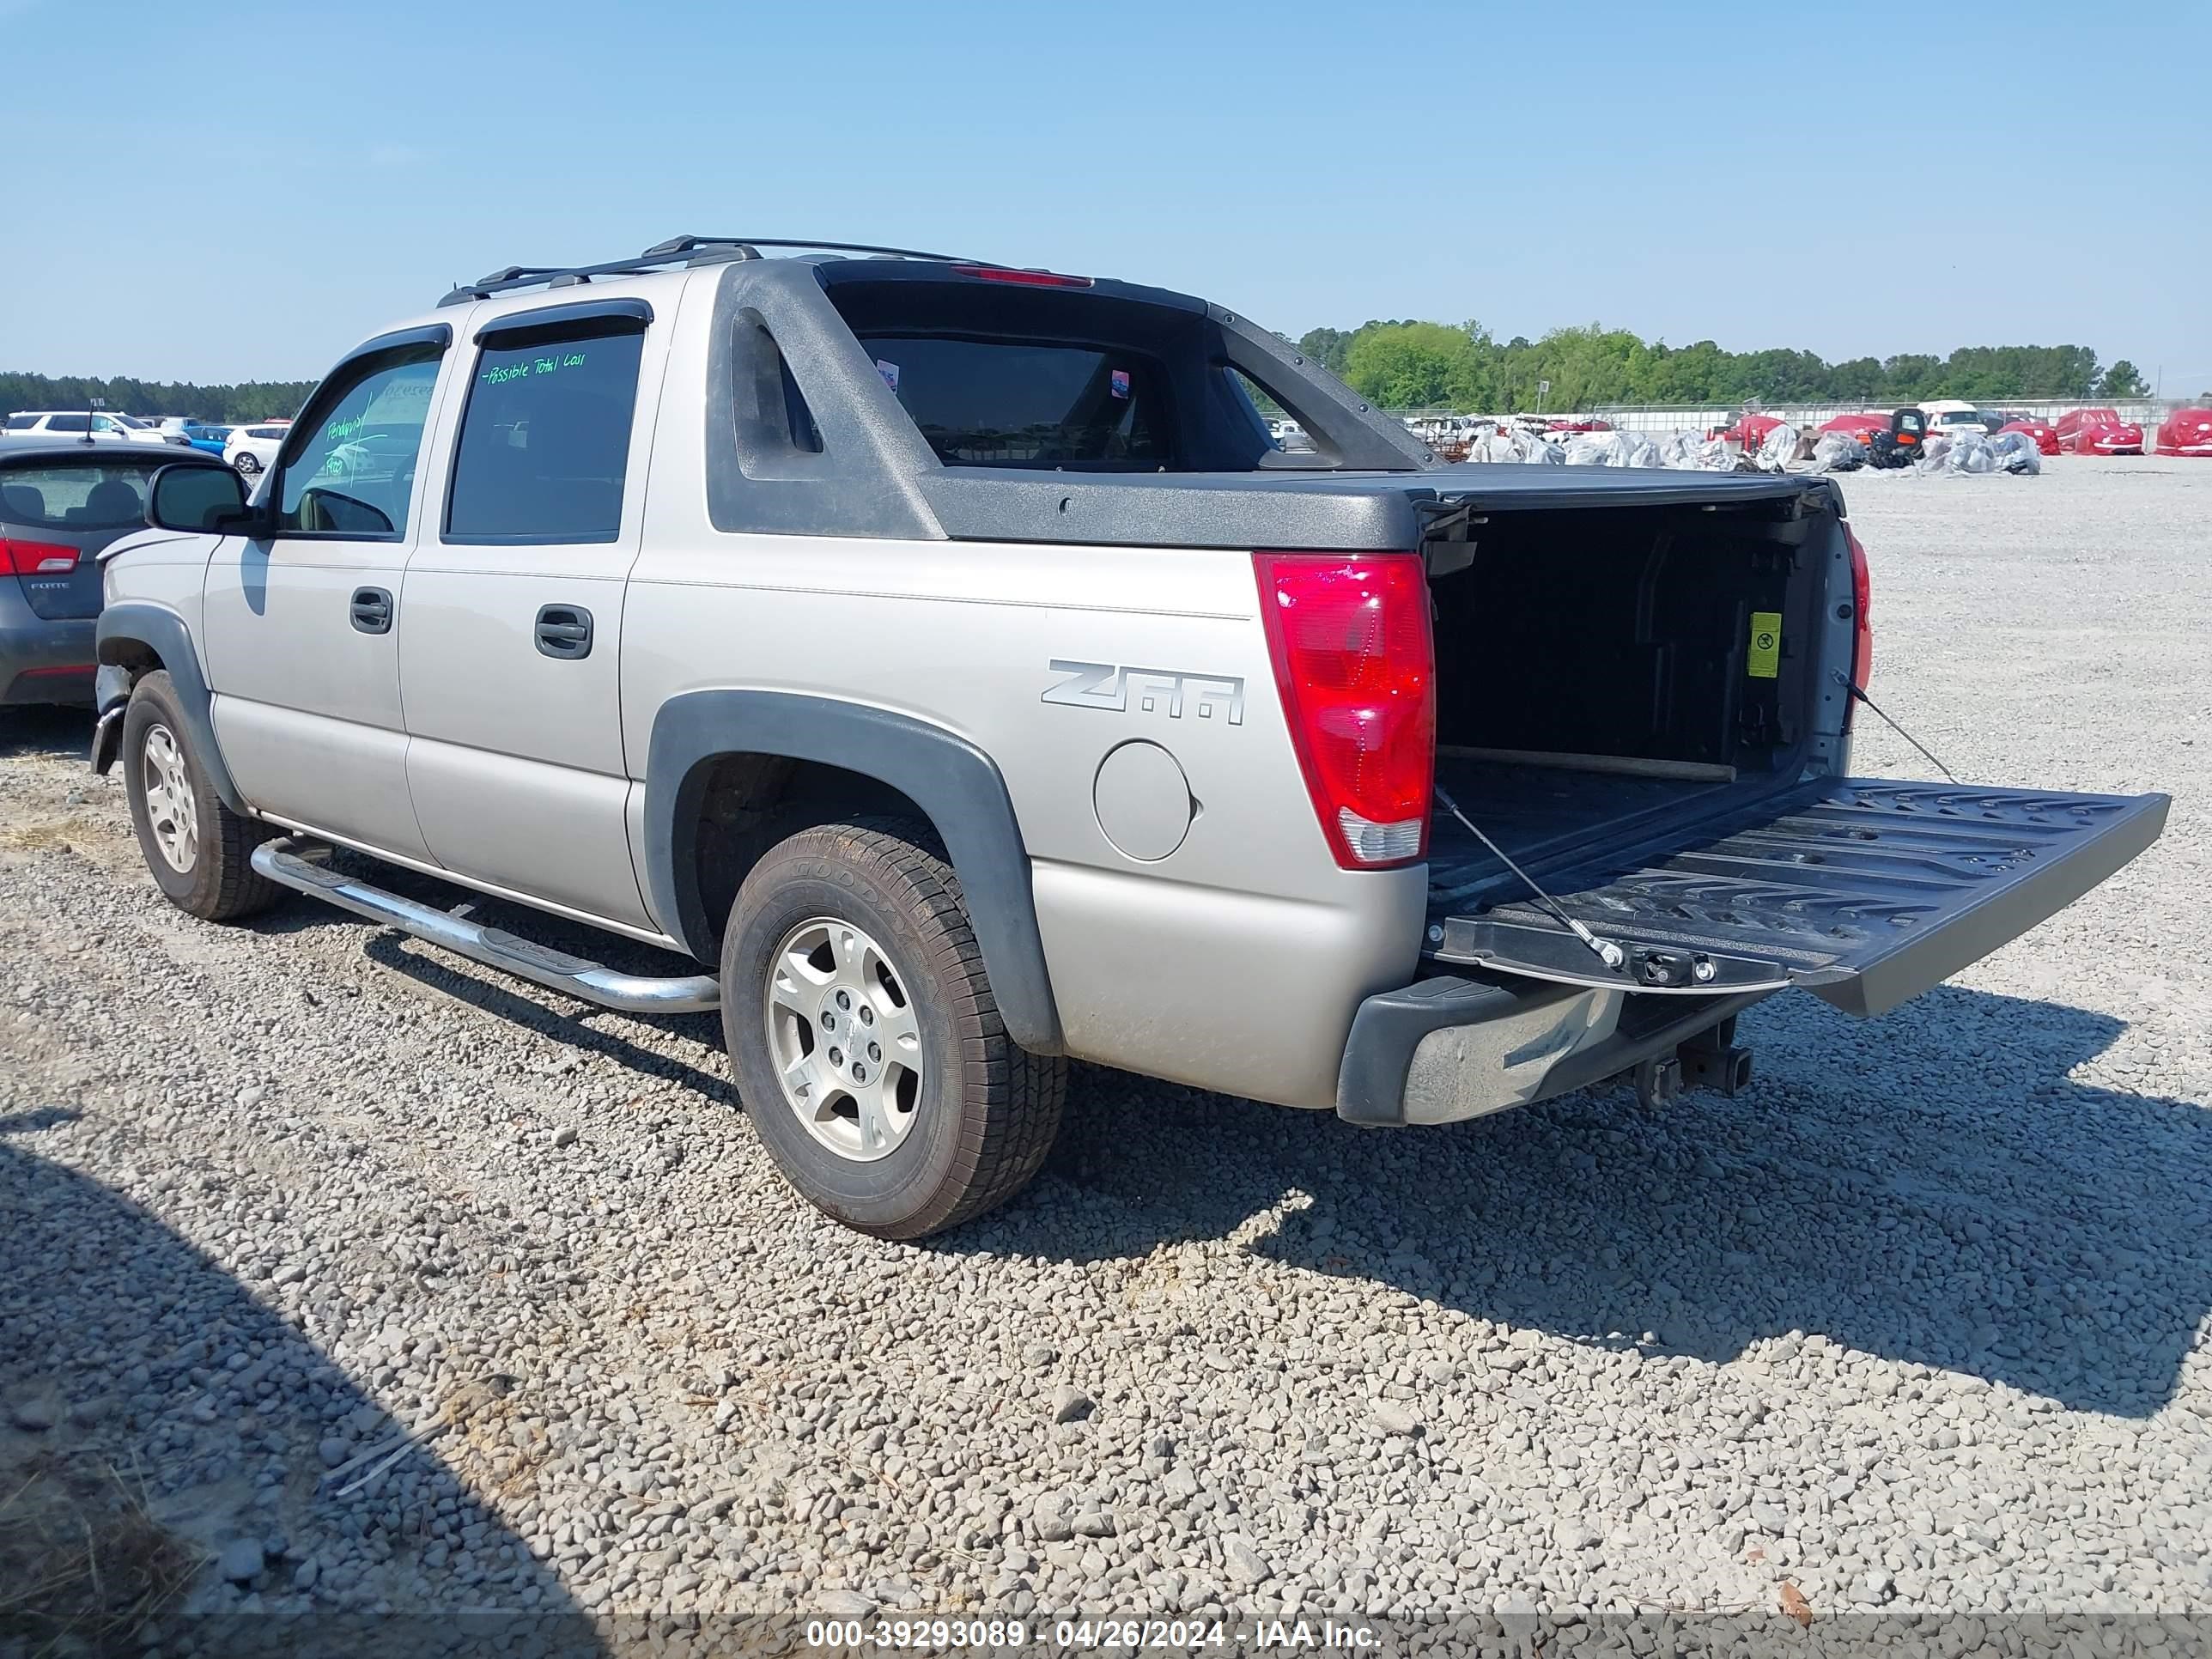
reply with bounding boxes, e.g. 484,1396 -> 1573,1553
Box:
534,604 -> 593,660
349,586 -> 393,635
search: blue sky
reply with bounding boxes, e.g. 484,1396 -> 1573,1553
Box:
3,0 -> 2206,393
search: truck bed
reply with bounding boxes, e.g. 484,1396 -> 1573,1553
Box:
1427,754 -> 1743,912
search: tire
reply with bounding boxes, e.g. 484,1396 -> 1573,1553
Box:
720,817 -> 1065,1239
233,452 -> 259,476
121,671 -> 283,922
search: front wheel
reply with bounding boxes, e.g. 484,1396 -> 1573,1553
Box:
232,452 -> 260,476
720,818 -> 1065,1239
120,671 -> 283,921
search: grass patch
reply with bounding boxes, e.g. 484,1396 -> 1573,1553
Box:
0,1450 -> 199,1656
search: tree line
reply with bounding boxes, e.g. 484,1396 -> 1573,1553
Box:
8,328 -> 2166,428
1293,322 -> 2151,413
1,371 -> 317,425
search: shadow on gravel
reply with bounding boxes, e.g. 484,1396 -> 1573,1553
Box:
240,848 -> 732,1098
968,987 -> 2211,1419
0,1122 -> 604,1656
360,934 -> 732,1098
0,704 -> 91,760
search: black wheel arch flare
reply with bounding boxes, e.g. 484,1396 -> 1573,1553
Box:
94,603 -> 248,814
642,690 -> 1064,1055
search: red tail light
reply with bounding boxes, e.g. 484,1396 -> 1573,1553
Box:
1,538 -> 80,575
1844,522 -> 1874,692
1255,552 -> 1435,868
951,264 -> 1094,288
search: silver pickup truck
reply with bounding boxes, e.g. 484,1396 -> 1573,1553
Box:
94,235 -> 2168,1237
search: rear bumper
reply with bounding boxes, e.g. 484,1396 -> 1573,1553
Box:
0,609 -> 98,707
1334,974 -> 1766,1126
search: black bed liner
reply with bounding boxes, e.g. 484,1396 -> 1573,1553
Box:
1427,775 -> 2169,1018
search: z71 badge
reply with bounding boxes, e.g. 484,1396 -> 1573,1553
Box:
1042,660 -> 1244,726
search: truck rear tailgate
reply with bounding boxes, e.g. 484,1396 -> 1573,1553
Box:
1428,779 -> 2168,1017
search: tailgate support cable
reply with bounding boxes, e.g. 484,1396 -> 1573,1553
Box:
1433,786 -> 1626,971
1834,672 -> 1960,783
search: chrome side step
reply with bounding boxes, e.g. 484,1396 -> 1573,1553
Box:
250,839 -> 721,1014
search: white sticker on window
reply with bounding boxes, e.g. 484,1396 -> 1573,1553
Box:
874,359 -> 901,393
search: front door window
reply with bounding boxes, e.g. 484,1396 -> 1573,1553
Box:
276,349 -> 441,538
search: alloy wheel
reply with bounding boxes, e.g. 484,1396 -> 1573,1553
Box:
140,723 -> 198,873
763,915 -> 924,1162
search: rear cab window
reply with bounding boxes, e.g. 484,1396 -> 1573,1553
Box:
819,270 -> 1298,473
0,458 -> 169,529
860,336 -> 1172,468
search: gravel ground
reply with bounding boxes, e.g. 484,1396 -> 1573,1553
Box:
2,457 -> 2209,1638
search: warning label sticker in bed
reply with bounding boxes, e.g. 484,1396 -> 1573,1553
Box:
1747,611 -> 1783,678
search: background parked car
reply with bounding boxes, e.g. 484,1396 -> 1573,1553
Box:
224,422 -> 289,475
1,441 -> 226,708
2055,407 -> 2145,455
3,410 -> 181,446
1997,416 -> 2063,456
149,417 -> 234,456
2155,406 -> 2212,457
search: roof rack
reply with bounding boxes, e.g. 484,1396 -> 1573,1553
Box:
438,235 -> 1004,307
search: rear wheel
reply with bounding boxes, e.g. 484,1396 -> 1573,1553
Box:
121,671 -> 283,921
720,818 -> 1064,1239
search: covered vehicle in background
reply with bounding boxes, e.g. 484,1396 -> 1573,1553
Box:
1818,413 -> 1887,445
1866,407 -> 1928,468
2055,407 -> 2144,455
1919,402 -> 1998,443
2,440 -> 227,708
1727,411 -> 1786,450
1997,416 -> 2062,456
2154,406 -> 2212,457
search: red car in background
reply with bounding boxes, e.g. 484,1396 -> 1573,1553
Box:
2154,407 -> 2212,457
1996,417 -> 2062,456
2055,407 -> 2144,455
1546,418 -> 1612,435
1817,413 -> 1888,445
1720,412 -> 1787,448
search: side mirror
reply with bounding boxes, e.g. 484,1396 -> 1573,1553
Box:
146,463 -> 252,532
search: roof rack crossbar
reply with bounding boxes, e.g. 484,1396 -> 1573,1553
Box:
438,235 -> 1007,306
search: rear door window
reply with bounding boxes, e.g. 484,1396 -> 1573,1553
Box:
444,325 -> 644,544
0,459 -> 167,528
859,335 -> 1170,468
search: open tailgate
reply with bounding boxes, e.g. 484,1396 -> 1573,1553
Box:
1429,779 -> 2168,1017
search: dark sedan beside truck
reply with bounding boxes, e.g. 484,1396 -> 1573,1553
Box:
0,439 -> 228,708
